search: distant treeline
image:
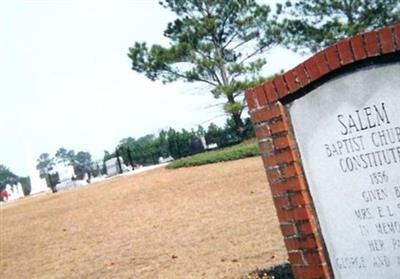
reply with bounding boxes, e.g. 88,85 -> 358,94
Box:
105,117 -> 254,166
0,117 -> 254,194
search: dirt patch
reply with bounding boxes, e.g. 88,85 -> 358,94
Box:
0,157 -> 288,278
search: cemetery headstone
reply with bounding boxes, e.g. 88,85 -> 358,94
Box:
105,157 -> 127,176
190,137 -> 205,153
54,164 -> 76,182
25,144 -> 50,195
16,182 -> 24,198
158,156 -> 174,164
4,183 -> 23,201
245,24 -> 400,279
53,163 -> 94,191
5,184 -> 15,201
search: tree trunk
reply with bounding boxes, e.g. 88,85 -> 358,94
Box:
213,39 -> 245,140
226,93 -> 245,140
232,110 -> 245,140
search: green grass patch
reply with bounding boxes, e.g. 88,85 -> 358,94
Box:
167,140 -> 259,169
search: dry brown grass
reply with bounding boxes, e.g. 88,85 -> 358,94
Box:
0,157 -> 287,279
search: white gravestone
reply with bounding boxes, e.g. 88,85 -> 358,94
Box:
27,157 -> 49,195
15,184 -> 21,199
53,164 -> 88,192
22,138 -> 50,195
5,184 -> 16,201
29,168 -> 49,195
105,157 -> 127,176
53,164 -> 76,182
289,63 -> 400,278
16,182 -> 24,198
6,184 -> 23,201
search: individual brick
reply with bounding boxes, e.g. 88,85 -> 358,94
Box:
313,51 -> 329,76
277,207 -> 314,222
292,265 -> 327,279
285,235 -> 319,250
254,125 -> 270,139
254,84 -> 267,107
289,191 -> 312,206
281,162 -> 302,178
266,104 -> 285,121
269,120 -> 289,135
273,75 -> 289,98
364,31 -> 380,56
324,45 -> 340,70
304,250 -> 325,265
304,57 -> 320,81
273,135 -> 291,150
274,195 -> 291,209
395,24 -> 400,50
378,27 -> 395,53
263,150 -> 296,166
256,110 -> 268,123
250,110 -> 259,123
288,251 -> 305,265
258,140 -> 274,156
281,223 -> 297,237
277,208 -> 295,222
292,64 -> 309,87
254,108 -> 267,123
254,104 -> 284,123
263,81 -> 279,103
283,71 -> 299,94
272,177 -> 307,193
249,111 -> 258,123
336,39 -> 354,65
244,88 -> 256,111
291,207 -> 314,221
266,168 -> 282,184
297,220 -> 316,235
350,34 -> 367,60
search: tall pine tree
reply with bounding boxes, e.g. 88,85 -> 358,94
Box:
279,0 -> 400,53
128,0 -> 281,138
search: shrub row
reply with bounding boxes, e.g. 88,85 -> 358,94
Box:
167,140 -> 259,169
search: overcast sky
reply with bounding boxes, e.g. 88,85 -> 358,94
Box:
0,0 -> 304,176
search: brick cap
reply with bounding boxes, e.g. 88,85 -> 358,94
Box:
246,23 -> 400,108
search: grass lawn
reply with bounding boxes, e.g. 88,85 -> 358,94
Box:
167,140 -> 259,169
0,157 -> 289,279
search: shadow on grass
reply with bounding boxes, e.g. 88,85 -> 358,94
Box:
243,263 -> 294,279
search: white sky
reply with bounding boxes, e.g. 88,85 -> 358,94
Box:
0,0 -> 304,176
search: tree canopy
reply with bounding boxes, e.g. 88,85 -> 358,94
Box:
55,148 -> 76,165
75,151 -> 92,169
36,153 -> 55,176
128,0 -> 281,137
279,0 -> 400,53
0,165 -> 18,188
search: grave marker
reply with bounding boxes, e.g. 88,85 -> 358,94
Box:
246,24 -> 400,279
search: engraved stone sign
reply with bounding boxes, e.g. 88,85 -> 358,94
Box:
289,63 -> 400,278
246,25 -> 400,278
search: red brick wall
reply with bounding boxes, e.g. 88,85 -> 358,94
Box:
245,24 -> 400,279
